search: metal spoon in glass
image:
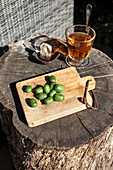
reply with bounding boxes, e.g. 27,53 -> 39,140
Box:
86,4 -> 92,33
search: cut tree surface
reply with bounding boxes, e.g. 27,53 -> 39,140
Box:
0,35 -> 113,169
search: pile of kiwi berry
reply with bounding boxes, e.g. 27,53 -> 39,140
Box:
25,75 -> 65,107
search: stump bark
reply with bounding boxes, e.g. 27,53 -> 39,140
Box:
0,35 -> 113,169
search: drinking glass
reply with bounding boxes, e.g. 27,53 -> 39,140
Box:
65,25 -> 96,68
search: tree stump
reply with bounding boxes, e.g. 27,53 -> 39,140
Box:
0,35 -> 113,170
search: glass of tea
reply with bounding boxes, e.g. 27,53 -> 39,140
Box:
65,25 -> 96,68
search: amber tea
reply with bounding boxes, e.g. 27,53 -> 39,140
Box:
65,25 -> 96,67
66,32 -> 93,60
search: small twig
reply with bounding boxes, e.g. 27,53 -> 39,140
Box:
94,74 -> 113,79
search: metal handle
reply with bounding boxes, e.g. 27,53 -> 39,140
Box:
86,4 -> 92,32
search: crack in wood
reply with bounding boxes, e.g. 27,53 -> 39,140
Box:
76,113 -> 94,139
101,107 -> 113,117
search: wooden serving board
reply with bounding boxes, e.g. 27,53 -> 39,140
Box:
16,67 -> 96,127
